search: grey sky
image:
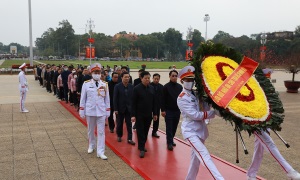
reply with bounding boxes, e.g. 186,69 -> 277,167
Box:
1,0 -> 300,46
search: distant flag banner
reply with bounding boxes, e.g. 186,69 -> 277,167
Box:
85,47 -> 95,58
211,56 -> 259,108
185,50 -> 193,60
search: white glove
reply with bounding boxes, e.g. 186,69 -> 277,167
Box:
106,110 -> 110,119
79,110 -> 85,119
214,109 -> 221,117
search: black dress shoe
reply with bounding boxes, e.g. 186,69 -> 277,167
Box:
152,133 -> 160,138
117,137 -> 122,142
110,129 -> 114,133
172,142 -> 176,146
144,148 -> 147,152
127,140 -> 135,145
139,151 -> 145,158
132,124 -> 136,130
167,144 -> 173,151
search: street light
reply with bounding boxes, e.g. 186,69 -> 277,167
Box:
86,18 -> 95,65
204,14 -> 210,42
261,32 -> 267,47
260,32 -> 267,61
28,0 -> 33,66
186,26 -> 193,60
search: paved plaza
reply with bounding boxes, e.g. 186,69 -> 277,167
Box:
0,70 -> 299,180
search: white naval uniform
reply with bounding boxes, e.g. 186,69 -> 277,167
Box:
79,79 -> 110,156
177,88 -> 224,180
247,130 -> 294,178
18,71 -> 28,111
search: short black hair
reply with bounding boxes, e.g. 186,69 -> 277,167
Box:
121,71 -> 129,77
112,72 -> 118,77
140,71 -> 150,78
121,66 -> 128,70
169,70 -> 178,76
153,73 -> 160,78
138,69 -> 145,73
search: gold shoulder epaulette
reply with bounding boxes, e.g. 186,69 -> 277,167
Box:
84,80 -> 91,83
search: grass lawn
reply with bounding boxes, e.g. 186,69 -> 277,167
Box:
0,59 -> 190,69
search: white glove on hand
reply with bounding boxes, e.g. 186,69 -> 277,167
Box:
214,109 -> 221,117
79,110 -> 85,119
106,111 -> 110,119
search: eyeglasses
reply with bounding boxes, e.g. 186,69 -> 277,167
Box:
171,75 -> 178,77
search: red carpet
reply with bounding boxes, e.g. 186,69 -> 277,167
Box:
59,101 -> 265,180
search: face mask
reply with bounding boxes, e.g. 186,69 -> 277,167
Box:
74,75 -> 77,78
64,68 -> 68,71
92,74 -> 100,81
183,81 -> 194,90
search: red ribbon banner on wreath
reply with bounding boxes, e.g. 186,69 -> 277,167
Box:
211,56 -> 259,108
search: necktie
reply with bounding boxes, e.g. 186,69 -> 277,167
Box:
191,90 -> 195,96
95,81 -> 98,87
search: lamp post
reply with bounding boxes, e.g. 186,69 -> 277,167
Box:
260,32 -> 267,61
204,14 -> 210,42
186,26 -> 193,60
28,0 -> 33,66
86,18 -> 95,65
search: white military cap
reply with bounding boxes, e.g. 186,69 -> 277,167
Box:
90,63 -> 102,72
178,65 -> 195,80
19,63 -> 27,69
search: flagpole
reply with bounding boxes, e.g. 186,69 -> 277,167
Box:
28,0 -> 33,66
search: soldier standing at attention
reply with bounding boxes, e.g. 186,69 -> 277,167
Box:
19,63 -> 29,113
79,63 -> 110,160
177,66 -> 224,180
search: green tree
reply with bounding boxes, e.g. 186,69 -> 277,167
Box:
295,25 -> 300,38
164,28 -> 183,61
135,35 -> 165,58
115,37 -> 131,58
191,29 -> 205,50
212,31 -> 233,43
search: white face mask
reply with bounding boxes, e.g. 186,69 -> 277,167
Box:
183,81 -> 194,90
74,75 -> 77,78
64,68 -> 68,71
92,74 -> 100,81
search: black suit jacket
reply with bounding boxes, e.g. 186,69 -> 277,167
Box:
108,81 -> 118,109
131,83 -> 157,118
113,83 -> 133,114
150,82 -> 163,113
133,78 -> 141,87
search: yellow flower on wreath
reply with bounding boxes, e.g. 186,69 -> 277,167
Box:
201,56 -> 270,122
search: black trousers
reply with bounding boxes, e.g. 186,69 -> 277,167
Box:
46,81 -> 51,92
165,110 -> 181,145
53,85 -> 57,95
39,77 -> 43,85
152,111 -> 160,134
71,91 -> 78,105
116,109 -> 132,140
59,87 -> 64,99
136,116 -> 152,151
108,107 -> 115,130
63,83 -> 68,102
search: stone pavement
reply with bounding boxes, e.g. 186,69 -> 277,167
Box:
0,71 -> 299,180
